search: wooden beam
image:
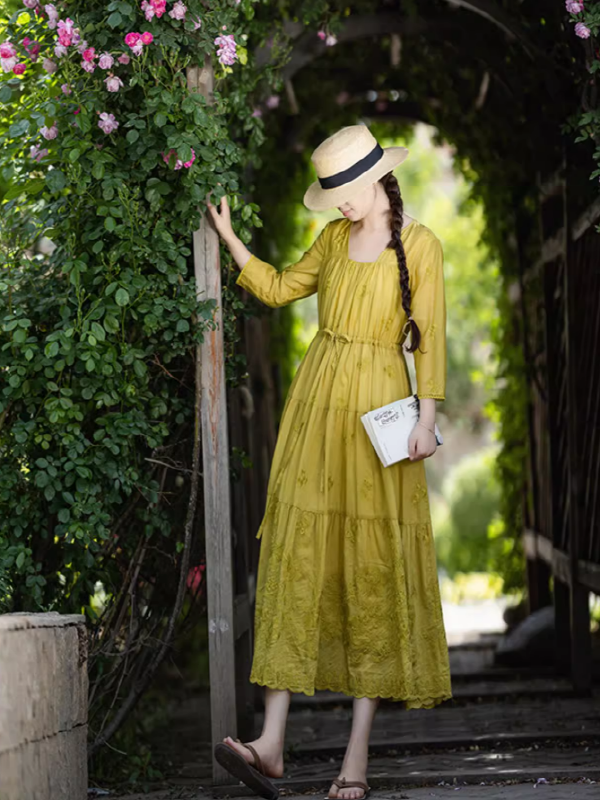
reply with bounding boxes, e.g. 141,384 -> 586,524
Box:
564,164 -> 593,691
523,530 -> 600,595
279,11 -> 546,84
442,0 -> 533,51
578,560 -> 600,594
187,58 -> 237,784
572,196 -> 600,242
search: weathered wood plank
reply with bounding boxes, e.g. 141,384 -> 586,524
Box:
187,58 -> 237,784
565,163 -> 592,693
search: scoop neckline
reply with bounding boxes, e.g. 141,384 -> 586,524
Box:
344,218 -> 418,264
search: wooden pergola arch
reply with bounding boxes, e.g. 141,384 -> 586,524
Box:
200,2 -> 582,785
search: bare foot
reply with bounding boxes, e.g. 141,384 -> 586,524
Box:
328,773 -> 370,800
222,736 -> 284,779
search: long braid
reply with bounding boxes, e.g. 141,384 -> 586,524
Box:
380,171 -> 422,354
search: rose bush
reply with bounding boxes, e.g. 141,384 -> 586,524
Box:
0,0 -> 330,755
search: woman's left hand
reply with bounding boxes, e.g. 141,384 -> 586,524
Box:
408,423 -> 437,461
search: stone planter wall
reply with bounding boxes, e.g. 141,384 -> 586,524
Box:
0,612 -> 88,800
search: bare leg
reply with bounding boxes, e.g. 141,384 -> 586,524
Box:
328,696 -> 379,800
223,687 -> 291,778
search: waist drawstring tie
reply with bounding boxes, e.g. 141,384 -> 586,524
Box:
320,327 -> 400,353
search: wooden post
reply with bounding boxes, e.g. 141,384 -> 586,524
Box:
187,57 -> 237,783
564,156 -> 592,692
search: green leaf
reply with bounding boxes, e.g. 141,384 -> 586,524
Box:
91,322 -> 106,341
16,551 -> 25,569
58,509 -> 70,523
107,10 -> 122,27
104,315 -> 119,333
45,341 -> 59,358
115,288 -> 130,307
25,179 -> 46,195
46,170 -> 67,193
127,129 -> 140,144
104,216 -> 116,232
44,485 -> 56,502
69,149 -> 81,163
154,112 -> 167,127
0,85 -> 12,104
9,118 -> 29,138
176,319 -> 190,332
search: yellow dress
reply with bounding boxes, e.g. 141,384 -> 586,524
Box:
236,217 -> 452,708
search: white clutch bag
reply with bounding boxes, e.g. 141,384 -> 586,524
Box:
360,394 -> 443,467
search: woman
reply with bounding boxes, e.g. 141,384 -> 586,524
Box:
207,124 -> 452,800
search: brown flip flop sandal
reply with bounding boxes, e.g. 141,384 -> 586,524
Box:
326,777 -> 372,800
214,739 -> 279,800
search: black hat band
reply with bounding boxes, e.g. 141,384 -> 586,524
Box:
318,144 -> 384,190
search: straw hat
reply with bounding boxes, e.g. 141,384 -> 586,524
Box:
303,124 -> 409,212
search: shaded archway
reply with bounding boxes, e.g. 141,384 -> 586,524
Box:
247,0 -> 597,695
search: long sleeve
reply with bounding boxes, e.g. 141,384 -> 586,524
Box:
236,223 -> 329,308
411,233 -> 447,401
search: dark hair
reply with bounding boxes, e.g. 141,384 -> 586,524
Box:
379,171 -> 422,354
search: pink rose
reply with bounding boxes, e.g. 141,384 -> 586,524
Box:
2,56 -> 17,73
98,52 -> 114,69
41,123 -> 58,139
13,63 -> 26,75
141,1 -> 155,21
169,1 -> 186,20
118,53 -> 130,65
44,3 -> 59,28
566,0 -> 584,12
61,83 -> 72,94
0,42 -> 16,59
124,32 -> 140,47
104,74 -> 124,92
266,95 -> 279,109
57,18 -> 75,46
98,112 -> 119,134
42,58 -> 57,73
30,144 -> 49,161
131,42 -> 143,56
192,15 -> 202,30
214,33 -> 237,66
54,44 -> 67,58
140,31 -> 153,44
183,148 -> 196,168
325,34 -> 337,46
82,47 -> 96,62
23,0 -> 38,8
81,60 -> 95,73
317,30 -> 326,40
575,21 -> 591,37
251,108 -> 263,118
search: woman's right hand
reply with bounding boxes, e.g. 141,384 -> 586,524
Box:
206,194 -> 235,242
205,193 -> 253,272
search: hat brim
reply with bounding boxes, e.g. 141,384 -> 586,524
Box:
303,146 -> 409,212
